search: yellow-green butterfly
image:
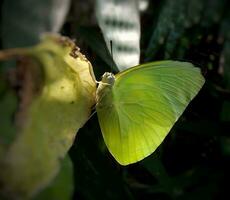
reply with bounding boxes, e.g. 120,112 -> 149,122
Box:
96,60 -> 205,165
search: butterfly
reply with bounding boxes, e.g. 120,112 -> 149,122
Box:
95,60 -> 205,165
94,0 -> 204,165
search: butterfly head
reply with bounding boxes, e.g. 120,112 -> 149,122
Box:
101,72 -> 115,86
96,72 -> 115,106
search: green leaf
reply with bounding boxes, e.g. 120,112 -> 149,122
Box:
145,0 -> 226,60
145,0 -> 204,60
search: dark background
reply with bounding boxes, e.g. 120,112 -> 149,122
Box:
0,0 -> 230,199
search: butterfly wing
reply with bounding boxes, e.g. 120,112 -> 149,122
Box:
96,61 -> 205,165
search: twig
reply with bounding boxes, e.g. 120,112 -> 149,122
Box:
0,48 -> 30,60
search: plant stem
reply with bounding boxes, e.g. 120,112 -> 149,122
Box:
0,48 -> 30,60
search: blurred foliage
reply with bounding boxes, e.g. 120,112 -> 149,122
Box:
34,156 -> 73,200
1,0 -> 70,48
0,35 -> 95,199
0,0 -> 230,199
96,0 -> 140,71
145,0 -> 226,60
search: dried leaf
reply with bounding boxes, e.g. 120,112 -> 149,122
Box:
0,34 -> 96,199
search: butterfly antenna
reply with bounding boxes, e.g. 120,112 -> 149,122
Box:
88,108 -> 97,121
110,40 -> 113,59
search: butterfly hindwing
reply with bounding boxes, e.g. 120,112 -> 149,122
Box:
96,61 -> 205,165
